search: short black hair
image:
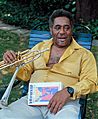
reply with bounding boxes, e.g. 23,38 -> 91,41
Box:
49,9 -> 73,27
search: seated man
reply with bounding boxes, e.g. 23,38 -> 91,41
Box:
0,9 -> 98,119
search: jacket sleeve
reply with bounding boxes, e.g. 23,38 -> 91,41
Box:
71,51 -> 98,99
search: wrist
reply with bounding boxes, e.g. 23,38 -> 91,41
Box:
66,87 -> 74,97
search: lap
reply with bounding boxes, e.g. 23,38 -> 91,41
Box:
46,99 -> 81,119
0,96 -> 80,119
0,96 -> 44,119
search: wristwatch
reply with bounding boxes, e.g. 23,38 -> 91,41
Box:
67,87 -> 74,97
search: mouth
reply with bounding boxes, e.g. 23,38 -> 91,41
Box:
57,37 -> 67,41
56,37 -> 67,45
57,36 -> 67,39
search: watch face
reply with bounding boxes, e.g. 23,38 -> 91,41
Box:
67,87 -> 74,97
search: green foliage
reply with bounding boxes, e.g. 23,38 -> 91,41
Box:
0,1 -> 31,28
0,29 -> 29,103
0,0 -> 7,4
0,0 -> 97,38
30,0 -> 67,16
0,0 -> 76,30
0,30 -> 28,60
87,19 -> 98,40
74,19 -> 98,40
65,0 -> 76,17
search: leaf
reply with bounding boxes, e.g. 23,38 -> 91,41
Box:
71,8 -> 76,12
72,1 -> 76,5
65,4 -> 70,9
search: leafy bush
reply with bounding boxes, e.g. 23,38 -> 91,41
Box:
87,19 -> 98,40
0,0 -> 76,30
0,1 -> 31,28
74,18 -> 98,40
0,0 -> 97,40
30,0 -> 76,16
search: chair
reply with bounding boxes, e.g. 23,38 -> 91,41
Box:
73,24 -> 92,119
73,24 -> 92,50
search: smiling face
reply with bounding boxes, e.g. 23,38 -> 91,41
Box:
50,17 -> 73,48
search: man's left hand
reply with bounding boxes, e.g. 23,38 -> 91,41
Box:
47,88 -> 70,114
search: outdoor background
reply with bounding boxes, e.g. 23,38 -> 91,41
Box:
0,0 -> 98,119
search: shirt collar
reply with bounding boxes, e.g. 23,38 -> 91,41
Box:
69,37 -> 82,50
43,37 -> 82,63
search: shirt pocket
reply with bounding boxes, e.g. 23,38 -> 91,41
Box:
60,62 -> 80,77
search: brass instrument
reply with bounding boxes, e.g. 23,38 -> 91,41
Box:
0,48 -> 49,108
0,48 -> 49,70
0,49 -> 29,70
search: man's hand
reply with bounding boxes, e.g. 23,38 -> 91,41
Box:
47,88 -> 71,114
3,50 -> 16,64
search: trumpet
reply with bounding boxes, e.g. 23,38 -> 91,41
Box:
0,48 -> 49,108
0,48 -> 49,70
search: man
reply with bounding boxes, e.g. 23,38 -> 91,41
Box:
0,9 -> 97,119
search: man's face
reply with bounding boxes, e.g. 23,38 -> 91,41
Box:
50,17 -> 72,48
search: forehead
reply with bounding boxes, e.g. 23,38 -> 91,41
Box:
53,17 -> 71,26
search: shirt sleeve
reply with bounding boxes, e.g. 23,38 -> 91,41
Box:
16,61 -> 34,81
71,51 -> 98,99
7,41 -> 47,82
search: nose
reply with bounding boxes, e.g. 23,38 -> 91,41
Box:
59,27 -> 66,34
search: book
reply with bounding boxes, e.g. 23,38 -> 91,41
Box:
28,82 -> 64,106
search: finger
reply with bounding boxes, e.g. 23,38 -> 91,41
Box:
52,101 -> 64,114
10,50 -> 17,60
3,55 -> 8,64
3,52 -> 12,63
48,98 -> 53,109
56,103 -> 63,113
3,51 -> 16,63
51,102 -> 60,114
3,55 -> 11,64
49,101 -> 57,113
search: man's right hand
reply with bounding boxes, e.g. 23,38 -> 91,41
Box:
3,50 -> 17,64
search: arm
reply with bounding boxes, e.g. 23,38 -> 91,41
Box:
71,51 -> 98,99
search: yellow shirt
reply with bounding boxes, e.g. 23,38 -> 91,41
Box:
16,38 -> 98,99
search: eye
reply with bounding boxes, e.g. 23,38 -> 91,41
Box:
64,25 -> 71,31
54,25 -> 61,31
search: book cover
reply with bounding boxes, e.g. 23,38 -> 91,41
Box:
28,82 -> 64,106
